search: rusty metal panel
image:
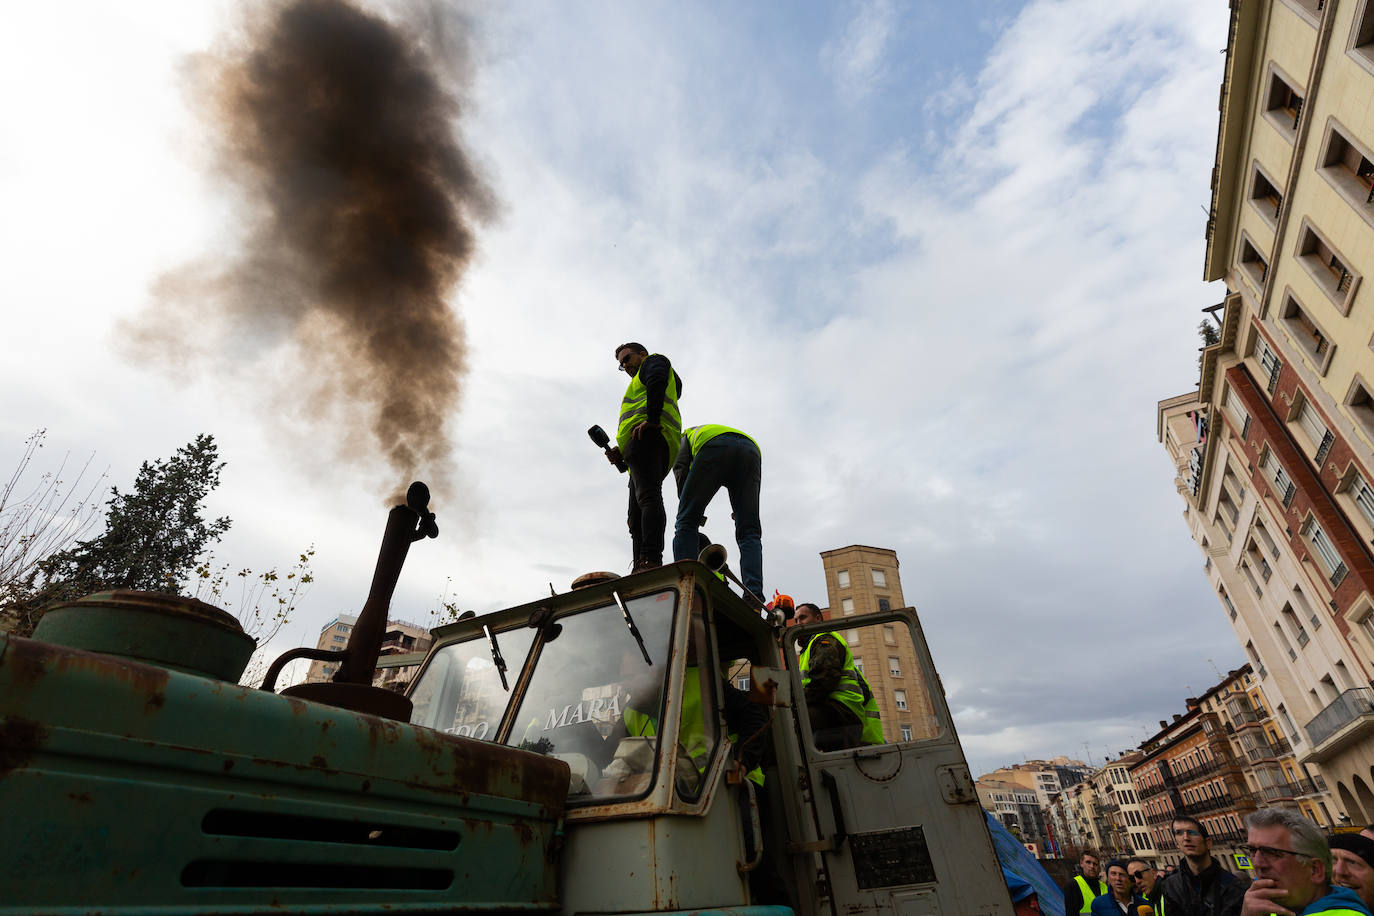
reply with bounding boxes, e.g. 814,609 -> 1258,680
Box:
0,631 -> 568,914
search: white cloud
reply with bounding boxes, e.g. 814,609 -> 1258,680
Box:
0,0 -> 1241,770
822,0 -> 897,104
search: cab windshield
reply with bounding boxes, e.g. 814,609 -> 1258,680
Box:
408,589 -> 678,804
504,590 -> 677,803
409,626 -> 535,739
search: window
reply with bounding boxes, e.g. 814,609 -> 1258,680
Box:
845,628 -> 859,645
1263,67 -> 1304,141
889,657 -> 902,677
1343,468 -> 1374,529
1344,376 -> 1374,440
1221,586 -> 1238,620
877,597 -> 891,612
333,635 -> 347,643
853,657 -> 865,676
1281,294 -> 1335,374
1292,397 -> 1335,463
1239,236 -> 1270,292
883,625 -> 896,645
872,569 -> 887,588
338,624 -> 351,633
894,689 -> 908,711
837,570 -> 850,589
1222,386 -> 1252,437
1350,2 -> 1374,74
1296,221 -> 1360,313
1303,516 -> 1349,586
900,723 -> 913,741
736,677 -> 750,691
1260,448 -> 1297,507
841,597 -> 855,616
1318,121 -> 1374,225
1251,164 -> 1284,225
1254,333 -> 1283,394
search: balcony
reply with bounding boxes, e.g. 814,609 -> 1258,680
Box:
1260,782 -> 1299,802
1229,708 -> 1261,728
1302,688 -> 1374,763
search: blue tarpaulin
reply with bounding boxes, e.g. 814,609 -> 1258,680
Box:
985,811 -> 1065,916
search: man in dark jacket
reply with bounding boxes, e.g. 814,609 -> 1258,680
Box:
606,343 -> 683,572
1129,858 -> 1164,912
1159,815 -> 1247,916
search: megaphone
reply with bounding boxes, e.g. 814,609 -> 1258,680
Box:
699,542 -> 728,572
696,543 -> 768,615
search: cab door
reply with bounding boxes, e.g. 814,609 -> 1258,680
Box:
785,609 -> 1012,916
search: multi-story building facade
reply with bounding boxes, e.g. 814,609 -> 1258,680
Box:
1131,706 -> 1256,869
1194,663 -> 1337,825
817,545 -> 937,744
303,614 -> 432,688
976,777 -> 1051,856
1157,0 -> 1374,828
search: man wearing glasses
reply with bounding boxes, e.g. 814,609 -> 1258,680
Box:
1128,858 -> 1163,912
607,343 -> 683,573
1158,816 -> 1247,916
1238,807 -> 1371,916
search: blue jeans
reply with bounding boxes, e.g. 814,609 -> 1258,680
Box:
672,433 -> 762,597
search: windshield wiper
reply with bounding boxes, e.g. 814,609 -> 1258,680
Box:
612,590 -> 653,666
484,624 -> 509,690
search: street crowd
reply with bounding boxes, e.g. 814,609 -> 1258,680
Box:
1062,809 -> 1374,915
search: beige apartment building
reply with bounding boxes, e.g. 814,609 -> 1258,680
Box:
1157,0 -> 1374,826
304,613 -> 432,688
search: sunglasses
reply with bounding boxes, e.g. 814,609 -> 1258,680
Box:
1238,844 -> 1311,862
1128,870 -> 1150,880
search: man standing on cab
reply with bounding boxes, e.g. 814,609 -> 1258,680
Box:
672,424 -> 763,599
605,343 -> 682,573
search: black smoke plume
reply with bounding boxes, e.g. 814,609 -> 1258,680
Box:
130,0 -> 492,494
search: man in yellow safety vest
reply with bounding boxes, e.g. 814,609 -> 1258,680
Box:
793,603 -> 883,751
671,424 -> 763,599
605,342 -> 682,572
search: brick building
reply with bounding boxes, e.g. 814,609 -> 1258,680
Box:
1157,0 -> 1374,829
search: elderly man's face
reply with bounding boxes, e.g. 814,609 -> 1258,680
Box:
1248,824 -> 1325,909
1106,864 -> 1131,897
1129,862 -> 1156,895
1333,849 -> 1374,905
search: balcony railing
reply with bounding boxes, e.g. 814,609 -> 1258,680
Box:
1260,783 -> 1299,802
1306,688 -> 1374,750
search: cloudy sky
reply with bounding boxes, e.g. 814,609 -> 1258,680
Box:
1,0 -> 1240,776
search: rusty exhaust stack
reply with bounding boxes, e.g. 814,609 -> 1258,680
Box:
261,481 -> 437,720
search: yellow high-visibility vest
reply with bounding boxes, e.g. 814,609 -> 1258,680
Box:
616,357 -> 681,461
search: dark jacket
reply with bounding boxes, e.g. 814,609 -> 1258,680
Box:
1090,891 -> 1145,915
1063,873 -> 1107,915
634,354 -> 682,427
1158,856 -> 1247,916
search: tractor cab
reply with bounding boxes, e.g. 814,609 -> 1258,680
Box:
406,560 -> 1014,916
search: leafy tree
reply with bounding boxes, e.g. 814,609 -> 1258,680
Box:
35,434 -> 232,601
0,429 -> 108,619
1198,319 -> 1221,372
